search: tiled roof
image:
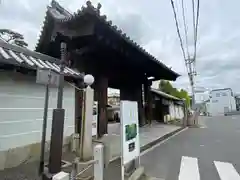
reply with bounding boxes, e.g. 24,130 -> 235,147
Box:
0,40 -> 82,78
151,88 -> 182,101
35,0 -> 179,78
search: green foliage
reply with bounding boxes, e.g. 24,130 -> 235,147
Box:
159,80 -> 190,107
0,29 -> 28,47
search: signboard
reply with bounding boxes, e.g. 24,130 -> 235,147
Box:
120,101 -> 140,165
36,68 -> 60,87
92,102 -> 98,137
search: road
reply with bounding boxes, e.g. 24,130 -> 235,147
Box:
141,115 -> 240,180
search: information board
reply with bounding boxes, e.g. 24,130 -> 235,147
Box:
120,100 -> 140,165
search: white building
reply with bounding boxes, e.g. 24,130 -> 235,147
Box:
208,88 -> 236,116
195,91 -> 210,104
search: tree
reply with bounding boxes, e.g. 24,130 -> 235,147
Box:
0,29 -> 28,47
179,89 -> 190,107
159,80 -> 173,94
158,80 -> 190,107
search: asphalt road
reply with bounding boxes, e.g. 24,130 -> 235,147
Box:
141,115 -> 240,180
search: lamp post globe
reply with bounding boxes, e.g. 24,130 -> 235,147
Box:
84,74 -> 94,86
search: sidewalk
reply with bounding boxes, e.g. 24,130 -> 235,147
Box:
99,122 -> 183,161
0,122 -> 184,180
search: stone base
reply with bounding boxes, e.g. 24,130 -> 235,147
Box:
0,136 -> 72,170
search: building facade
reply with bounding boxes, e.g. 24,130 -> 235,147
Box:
108,93 -> 120,106
151,89 -> 185,122
209,88 -> 236,115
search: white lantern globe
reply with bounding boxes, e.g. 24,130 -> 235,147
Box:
84,74 -> 94,86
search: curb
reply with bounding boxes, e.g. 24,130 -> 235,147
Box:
140,127 -> 186,153
110,126 -> 187,162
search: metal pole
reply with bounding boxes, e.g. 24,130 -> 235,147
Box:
39,70 -> 51,175
47,42 -> 66,175
57,42 -> 66,109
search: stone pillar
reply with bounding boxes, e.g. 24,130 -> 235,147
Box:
95,76 -> 108,137
81,86 -> 94,161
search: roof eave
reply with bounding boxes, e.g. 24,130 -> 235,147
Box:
35,1 -> 181,80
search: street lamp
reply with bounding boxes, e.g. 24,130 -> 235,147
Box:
84,74 -> 94,86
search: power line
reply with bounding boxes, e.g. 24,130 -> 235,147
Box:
170,0 -> 200,109
192,0 -> 196,57
170,0 -> 186,61
181,0 -> 190,59
193,0 -> 200,61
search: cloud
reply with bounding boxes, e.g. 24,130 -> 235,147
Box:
0,0 -> 240,94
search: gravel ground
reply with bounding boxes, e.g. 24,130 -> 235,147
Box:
0,151 -> 75,180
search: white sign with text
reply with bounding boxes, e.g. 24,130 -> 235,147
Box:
120,100 -> 140,165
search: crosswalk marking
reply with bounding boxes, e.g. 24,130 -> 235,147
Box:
214,161 -> 240,180
178,156 -> 200,180
178,156 -> 240,180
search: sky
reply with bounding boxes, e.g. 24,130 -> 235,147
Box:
0,0 -> 239,94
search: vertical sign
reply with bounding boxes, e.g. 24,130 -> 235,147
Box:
92,101 -> 98,137
120,100 -> 140,165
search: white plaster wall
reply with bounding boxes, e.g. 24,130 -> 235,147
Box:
176,106 -> 180,119
169,102 -> 175,120
0,72 -> 75,151
169,103 -> 184,120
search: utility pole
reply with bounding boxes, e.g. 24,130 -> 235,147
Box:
185,57 -> 197,109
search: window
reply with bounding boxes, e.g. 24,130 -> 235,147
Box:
222,92 -> 227,96
93,108 -> 97,115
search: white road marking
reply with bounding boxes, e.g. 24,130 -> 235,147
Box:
178,156 -> 200,180
214,161 -> 240,180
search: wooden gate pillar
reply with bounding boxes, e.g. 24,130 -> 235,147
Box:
75,81 -> 84,134
120,83 -> 145,126
144,80 -> 153,124
95,76 -> 108,137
